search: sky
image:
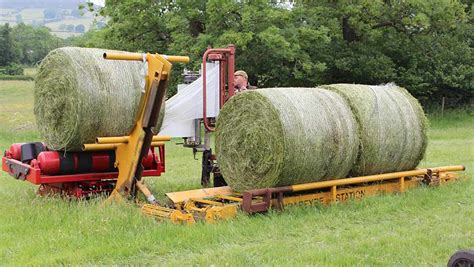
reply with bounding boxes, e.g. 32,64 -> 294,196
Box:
89,0 -> 105,7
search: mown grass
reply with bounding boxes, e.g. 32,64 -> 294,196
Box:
0,80 -> 472,266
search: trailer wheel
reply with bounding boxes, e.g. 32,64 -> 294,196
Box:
447,250 -> 474,267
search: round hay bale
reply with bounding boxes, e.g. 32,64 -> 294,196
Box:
34,47 -> 165,151
321,83 -> 428,176
215,88 -> 359,191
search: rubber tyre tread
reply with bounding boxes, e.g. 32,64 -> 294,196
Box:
447,250 -> 474,267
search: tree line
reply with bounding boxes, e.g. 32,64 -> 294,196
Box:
3,1 -> 473,102
79,0 -> 473,101
0,23 -> 63,74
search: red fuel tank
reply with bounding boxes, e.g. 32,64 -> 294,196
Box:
7,143 -> 47,162
37,150 -> 155,175
7,143 -> 24,160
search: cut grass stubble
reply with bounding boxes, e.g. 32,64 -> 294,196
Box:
0,80 -> 471,266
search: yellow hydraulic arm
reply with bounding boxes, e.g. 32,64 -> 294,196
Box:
95,51 -> 189,203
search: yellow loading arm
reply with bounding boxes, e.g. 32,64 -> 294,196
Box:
95,51 -> 189,203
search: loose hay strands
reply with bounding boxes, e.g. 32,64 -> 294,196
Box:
34,47 -> 165,151
215,88 -> 359,191
321,83 -> 428,176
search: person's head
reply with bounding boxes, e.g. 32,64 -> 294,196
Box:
234,70 -> 248,90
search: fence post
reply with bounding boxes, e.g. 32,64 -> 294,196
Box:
441,97 -> 446,116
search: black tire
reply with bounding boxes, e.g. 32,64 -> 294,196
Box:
447,250 -> 474,267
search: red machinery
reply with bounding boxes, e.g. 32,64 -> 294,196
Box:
2,142 -> 165,198
1,45 -> 233,199
202,44 -> 235,131
2,50 -> 189,202
182,45 -> 236,147
182,45 -> 237,187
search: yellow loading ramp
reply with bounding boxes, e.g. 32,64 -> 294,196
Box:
166,186 -> 235,203
142,165 -> 466,224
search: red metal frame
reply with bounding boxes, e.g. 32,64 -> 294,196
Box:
2,145 -> 165,185
202,44 -> 235,131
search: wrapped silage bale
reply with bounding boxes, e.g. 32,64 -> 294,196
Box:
34,47 -> 165,151
215,88 -> 360,191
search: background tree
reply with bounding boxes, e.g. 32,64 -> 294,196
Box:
15,14 -> 23,24
90,0 -> 332,94
0,23 -> 17,66
43,8 -> 58,20
67,30 -> 107,48
75,24 -> 85,33
75,0 -> 474,101
294,0 -> 473,99
12,23 -> 63,65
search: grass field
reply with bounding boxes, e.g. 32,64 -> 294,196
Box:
0,8 -> 46,26
23,67 -> 37,78
0,80 -> 472,266
0,8 -> 96,38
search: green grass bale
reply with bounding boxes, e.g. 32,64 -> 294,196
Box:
215,88 -> 359,191
34,47 -> 164,151
321,83 -> 428,176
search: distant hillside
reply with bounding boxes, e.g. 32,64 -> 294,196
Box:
0,0 -> 104,39
0,0 -> 86,9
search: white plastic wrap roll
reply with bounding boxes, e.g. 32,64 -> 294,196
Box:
159,62 -> 220,137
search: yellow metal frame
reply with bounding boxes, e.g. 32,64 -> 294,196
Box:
142,203 -> 195,224
274,169 -> 462,207
83,142 -> 165,152
82,51 -> 189,203
142,165 -> 465,224
95,135 -> 171,145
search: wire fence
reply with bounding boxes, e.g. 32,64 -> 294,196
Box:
419,97 -> 473,115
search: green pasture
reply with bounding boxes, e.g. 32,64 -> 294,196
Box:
0,80 -> 472,266
0,8 -> 95,38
